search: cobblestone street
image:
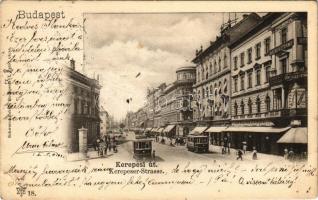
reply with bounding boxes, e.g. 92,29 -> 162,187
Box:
69,132 -> 290,164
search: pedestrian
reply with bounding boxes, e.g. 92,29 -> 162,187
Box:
113,143 -> 117,153
288,148 -> 294,160
283,147 -> 288,159
95,138 -> 100,151
237,149 -> 243,160
242,141 -> 247,154
252,147 -> 257,160
152,150 -> 156,160
108,143 -> 112,151
227,142 -> 231,154
104,144 -> 108,156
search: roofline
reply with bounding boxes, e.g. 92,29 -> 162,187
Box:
229,12 -> 285,49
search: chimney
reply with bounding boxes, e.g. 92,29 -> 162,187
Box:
70,59 -> 75,70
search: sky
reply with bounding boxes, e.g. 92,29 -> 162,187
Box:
84,13 -> 257,121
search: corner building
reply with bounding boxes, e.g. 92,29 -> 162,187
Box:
66,59 -> 101,153
228,12 -> 307,154
159,66 -> 196,138
192,13 -> 261,141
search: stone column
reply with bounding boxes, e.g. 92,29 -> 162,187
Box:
78,127 -> 88,157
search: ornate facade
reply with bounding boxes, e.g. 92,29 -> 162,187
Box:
228,12 -> 307,154
192,13 -> 261,128
66,59 -> 101,153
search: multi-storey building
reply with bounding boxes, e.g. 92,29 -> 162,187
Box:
227,12 -> 307,154
127,66 -> 196,138
153,83 -> 167,129
192,13 -> 261,136
174,66 -> 196,136
99,106 -> 109,136
66,59 -> 101,152
159,66 -> 196,138
144,89 -> 156,129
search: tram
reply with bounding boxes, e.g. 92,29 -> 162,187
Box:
186,135 -> 209,153
133,137 -> 153,159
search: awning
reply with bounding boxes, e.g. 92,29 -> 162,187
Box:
163,125 -> 175,133
226,126 -> 290,133
151,128 -> 158,132
277,127 -> 307,144
145,127 -> 152,131
156,128 -> 164,133
190,126 -> 208,135
139,121 -> 144,126
206,126 -> 228,133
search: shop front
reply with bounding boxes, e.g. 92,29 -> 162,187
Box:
225,126 -> 290,154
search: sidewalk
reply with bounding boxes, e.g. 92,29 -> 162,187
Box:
66,148 -> 119,162
209,144 -> 286,162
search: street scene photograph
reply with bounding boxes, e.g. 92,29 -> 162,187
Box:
66,12 -> 307,163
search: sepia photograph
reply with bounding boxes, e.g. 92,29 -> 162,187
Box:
65,12 -> 308,163
0,2 -> 316,199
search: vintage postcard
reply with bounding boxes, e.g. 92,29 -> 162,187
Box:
0,1 -> 317,199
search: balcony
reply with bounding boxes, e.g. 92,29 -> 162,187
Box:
269,39 -> 294,56
202,116 -> 214,121
174,78 -> 196,85
269,71 -> 307,86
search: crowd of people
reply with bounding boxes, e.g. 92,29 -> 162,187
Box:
94,135 -> 118,157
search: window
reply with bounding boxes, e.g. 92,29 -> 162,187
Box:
206,87 -> 209,97
210,85 -> 213,97
234,101 -> 238,116
247,48 -> 252,63
281,27 -> 288,44
218,58 -> 221,72
74,98 -> 78,114
240,52 -> 245,67
214,60 -> 217,73
255,43 -> 261,60
209,63 -> 212,74
280,58 -> 288,74
264,37 -> 271,55
240,100 -> 245,115
197,71 -> 200,82
256,69 -> 261,85
202,88 -> 205,98
265,95 -> 271,111
265,66 -> 271,83
81,100 -> 85,114
247,72 -> 252,88
202,67 -> 205,80
223,79 -> 228,93
234,77 -> 238,92
224,54 -> 228,68
234,56 -> 238,70
206,66 -> 208,77
256,97 -> 261,113
248,98 -> 252,114
240,75 -> 245,91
